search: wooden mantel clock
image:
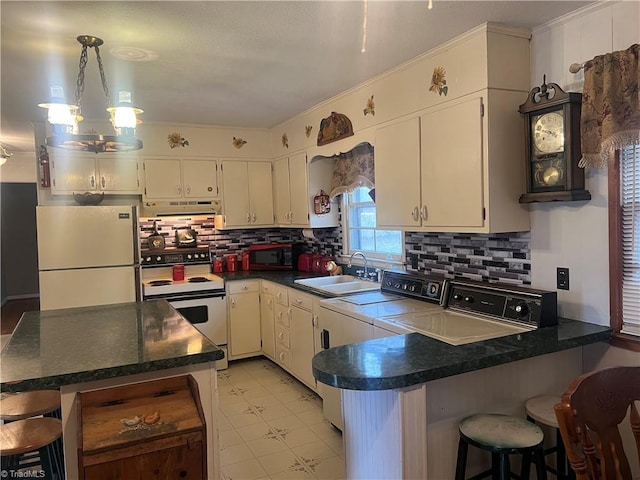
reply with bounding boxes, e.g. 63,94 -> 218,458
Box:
518,76 -> 591,203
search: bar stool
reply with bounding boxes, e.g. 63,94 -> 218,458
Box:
455,413 -> 548,480
525,396 -> 574,480
1,391 -> 63,477
0,390 -> 61,421
0,417 -> 64,480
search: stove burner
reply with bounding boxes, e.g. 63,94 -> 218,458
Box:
188,277 -> 211,283
149,280 -> 172,286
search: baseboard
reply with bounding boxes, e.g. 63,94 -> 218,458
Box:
1,294 -> 40,307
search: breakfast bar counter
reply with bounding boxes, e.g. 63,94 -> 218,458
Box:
1,300 -> 224,479
312,319 -> 611,479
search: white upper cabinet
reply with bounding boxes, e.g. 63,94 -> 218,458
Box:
375,118 -> 421,228
376,91 -> 529,233
273,152 -> 309,226
216,160 -> 274,228
143,158 -> 218,200
420,96 -> 484,228
50,151 -> 140,195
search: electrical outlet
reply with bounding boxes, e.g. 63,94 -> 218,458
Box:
557,267 -> 570,290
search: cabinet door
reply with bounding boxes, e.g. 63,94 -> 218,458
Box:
288,153 -> 309,225
290,305 -> 316,389
420,97 -> 484,227
228,291 -> 261,357
260,292 -> 276,359
97,155 -> 140,193
375,117 -> 422,228
248,162 -> 274,225
221,161 -> 250,226
272,157 -> 291,224
50,152 -> 96,193
182,159 -> 218,198
144,159 -> 183,199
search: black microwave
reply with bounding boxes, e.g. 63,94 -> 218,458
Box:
248,243 -> 303,270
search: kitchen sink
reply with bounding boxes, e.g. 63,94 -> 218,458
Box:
294,275 -> 380,295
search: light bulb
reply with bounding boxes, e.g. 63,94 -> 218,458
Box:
109,91 -> 142,135
39,86 -> 76,132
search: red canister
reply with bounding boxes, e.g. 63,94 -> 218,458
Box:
242,252 -> 250,271
213,257 -> 224,273
226,254 -> 237,272
172,264 -> 185,281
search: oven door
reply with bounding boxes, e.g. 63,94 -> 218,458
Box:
167,294 -> 227,346
166,293 -> 229,370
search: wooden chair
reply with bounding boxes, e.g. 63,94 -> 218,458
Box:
554,366 -> 640,480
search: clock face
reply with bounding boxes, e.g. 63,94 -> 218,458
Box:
532,111 -> 565,154
150,237 -> 164,249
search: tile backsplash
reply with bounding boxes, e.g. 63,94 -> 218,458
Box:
139,216 -> 530,284
139,216 -> 341,259
405,231 -> 531,285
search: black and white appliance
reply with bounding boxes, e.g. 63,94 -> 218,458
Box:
141,246 -> 228,369
318,270 -> 557,428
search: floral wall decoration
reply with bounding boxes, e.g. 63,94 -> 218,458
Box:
232,136 -> 247,149
317,111 -> 354,146
282,133 -> 289,148
429,66 -> 448,96
167,132 -> 189,148
363,95 -> 375,116
305,125 -> 313,138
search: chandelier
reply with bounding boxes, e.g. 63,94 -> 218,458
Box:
39,35 -> 143,153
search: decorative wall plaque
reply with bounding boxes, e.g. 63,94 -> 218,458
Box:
429,66 -> 448,96
363,95 -> 375,116
305,125 -> 313,138
232,136 -> 247,149
317,111 -> 354,146
167,132 -> 189,148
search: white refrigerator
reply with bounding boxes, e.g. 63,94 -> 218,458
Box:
37,205 -> 140,311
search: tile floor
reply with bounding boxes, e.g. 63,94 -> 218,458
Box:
218,357 -> 345,480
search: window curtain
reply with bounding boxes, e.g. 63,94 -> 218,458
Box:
329,142 -> 375,198
579,43 -> 640,168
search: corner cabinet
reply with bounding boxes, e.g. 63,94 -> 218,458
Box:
142,158 -> 218,200
227,280 -> 261,360
375,91 -> 529,233
273,153 -> 310,226
215,161 -> 274,228
50,151 -> 140,195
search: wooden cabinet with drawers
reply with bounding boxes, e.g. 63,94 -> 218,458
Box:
77,375 -> 206,480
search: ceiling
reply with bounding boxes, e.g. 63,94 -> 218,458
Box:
1,0 -> 595,154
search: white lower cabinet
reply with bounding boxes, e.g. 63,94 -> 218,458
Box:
259,281 -> 319,392
260,290 -> 275,360
227,280 -> 261,359
317,306 -> 374,430
289,291 -> 317,390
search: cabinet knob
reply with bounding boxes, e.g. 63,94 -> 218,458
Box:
420,205 -> 428,220
101,176 -> 105,188
251,213 -> 257,222
177,185 -> 182,194
242,285 -> 248,290
90,175 -> 95,188
208,186 -> 213,192
185,185 -> 191,195
411,206 -> 419,221
295,298 -> 303,304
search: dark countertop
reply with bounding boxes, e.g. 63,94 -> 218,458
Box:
0,300 -> 224,392
312,318 -> 612,391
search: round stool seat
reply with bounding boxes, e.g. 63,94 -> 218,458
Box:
525,395 -> 560,428
460,414 -> 544,451
0,417 -> 62,456
0,390 -> 61,421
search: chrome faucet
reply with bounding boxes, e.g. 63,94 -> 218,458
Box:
348,251 -> 368,279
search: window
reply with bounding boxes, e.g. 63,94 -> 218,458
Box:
609,144 -> 640,351
343,187 -> 403,260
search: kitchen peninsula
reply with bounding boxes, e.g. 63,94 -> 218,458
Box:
0,300 -> 224,479
312,320 -> 612,479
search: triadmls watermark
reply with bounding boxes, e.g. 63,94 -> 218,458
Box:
0,470 -> 45,478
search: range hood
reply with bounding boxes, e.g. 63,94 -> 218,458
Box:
140,200 -> 221,218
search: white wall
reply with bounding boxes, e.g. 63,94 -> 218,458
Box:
0,152 -> 38,183
530,1 -> 639,366
530,0 -> 639,324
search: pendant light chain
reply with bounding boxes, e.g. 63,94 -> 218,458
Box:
74,43 -> 114,112
94,45 -> 113,109
75,43 -> 88,113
